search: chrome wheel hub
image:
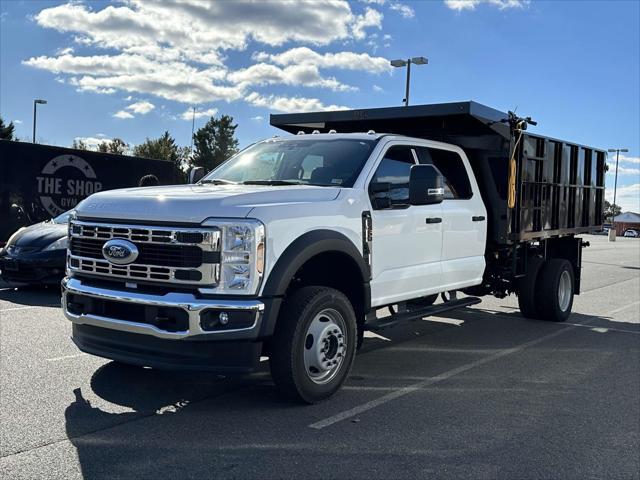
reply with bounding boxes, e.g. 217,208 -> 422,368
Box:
303,308 -> 347,385
558,270 -> 572,312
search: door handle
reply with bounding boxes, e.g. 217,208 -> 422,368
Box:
472,216 -> 485,222
425,217 -> 442,224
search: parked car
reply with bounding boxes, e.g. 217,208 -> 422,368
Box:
623,229 -> 639,237
60,102 -> 607,403
0,210 -> 71,285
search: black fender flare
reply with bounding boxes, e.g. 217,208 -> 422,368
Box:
259,230 -> 371,337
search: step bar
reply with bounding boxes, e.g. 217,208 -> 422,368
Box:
366,297 -> 481,331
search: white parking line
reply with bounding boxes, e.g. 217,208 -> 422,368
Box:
46,353 -> 87,362
309,324 -> 575,430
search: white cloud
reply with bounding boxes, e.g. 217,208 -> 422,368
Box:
352,7 -> 383,39
445,0 -> 528,11
373,84 -> 384,92
252,47 -> 390,73
126,100 -> 155,114
180,107 -> 218,121
113,110 -> 134,119
617,154 -> 640,165
607,163 -> 640,176
251,116 -> 264,122
228,63 -> 356,92
390,2 -> 415,18
74,136 -> 111,149
13,120 -> 23,124
246,92 -> 348,113
606,183 -> 640,213
25,1 -> 386,109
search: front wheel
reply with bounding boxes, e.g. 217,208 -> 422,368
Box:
270,286 -> 357,403
536,259 -> 575,322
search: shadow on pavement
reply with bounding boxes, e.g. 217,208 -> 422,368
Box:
0,284 -> 61,307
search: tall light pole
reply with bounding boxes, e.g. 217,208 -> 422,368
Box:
390,56 -> 428,106
32,99 -> 47,143
607,148 -> 629,222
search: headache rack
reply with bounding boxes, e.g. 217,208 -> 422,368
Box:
270,101 -> 606,247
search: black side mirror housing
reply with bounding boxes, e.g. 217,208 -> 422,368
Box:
409,164 -> 444,205
189,167 -> 207,184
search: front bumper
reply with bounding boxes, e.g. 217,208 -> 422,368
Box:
62,276 -> 268,372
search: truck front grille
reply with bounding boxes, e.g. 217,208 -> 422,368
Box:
68,220 -> 220,286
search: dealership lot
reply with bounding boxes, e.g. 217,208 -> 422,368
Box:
1,235 -> 638,480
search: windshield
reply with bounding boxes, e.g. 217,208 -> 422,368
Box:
52,210 -> 72,224
202,138 -> 378,187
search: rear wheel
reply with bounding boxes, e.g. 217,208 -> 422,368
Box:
517,257 -> 545,319
270,286 -> 357,403
536,259 -> 575,322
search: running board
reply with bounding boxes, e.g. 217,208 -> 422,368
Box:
365,297 -> 481,332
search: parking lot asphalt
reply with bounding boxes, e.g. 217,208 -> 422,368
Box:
1,235 -> 638,480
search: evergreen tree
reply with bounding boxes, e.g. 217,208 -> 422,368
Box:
0,116 -> 16,140
192,115 -> 239,171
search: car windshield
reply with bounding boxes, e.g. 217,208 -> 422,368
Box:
52,210 -> 72,224
201,137 -> 378,188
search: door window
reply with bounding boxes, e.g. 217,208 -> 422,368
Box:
369,146 -> 417,207
415,147 -> 472,199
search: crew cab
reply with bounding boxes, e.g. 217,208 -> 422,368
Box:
61,102 -> 606,403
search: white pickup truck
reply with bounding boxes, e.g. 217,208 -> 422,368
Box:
62,102 -> 606,403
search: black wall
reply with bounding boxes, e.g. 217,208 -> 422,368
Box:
0,140 -> 179,243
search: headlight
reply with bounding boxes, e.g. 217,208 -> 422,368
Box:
43,237 -> 68,252
201,219 -> 265,295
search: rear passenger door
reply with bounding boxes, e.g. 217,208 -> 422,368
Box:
416,146 -> 487,290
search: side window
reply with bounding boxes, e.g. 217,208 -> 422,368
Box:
370,146 -> 416,207
416,147 -> 472,199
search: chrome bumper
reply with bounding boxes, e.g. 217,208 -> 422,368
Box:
61,276 -> 264,340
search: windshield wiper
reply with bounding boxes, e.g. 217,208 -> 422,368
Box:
242,180 -> 304,186
199,178 -> 238,185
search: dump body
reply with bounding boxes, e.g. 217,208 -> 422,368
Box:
270,101 -> 606,246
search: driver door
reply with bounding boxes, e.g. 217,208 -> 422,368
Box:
368,145 -> 443,307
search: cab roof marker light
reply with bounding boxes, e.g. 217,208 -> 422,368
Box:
328,129 -> 337,134
297,131 -> 305,135
312,130 -> 320,134
367,130 -> 376,135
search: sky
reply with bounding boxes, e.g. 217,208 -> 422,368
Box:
0,0 -> 638,211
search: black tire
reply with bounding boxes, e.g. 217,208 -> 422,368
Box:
536,258 -> 575,322
270,286 -> 357,404
407,294 -> 438,310
517,256 -> 545,319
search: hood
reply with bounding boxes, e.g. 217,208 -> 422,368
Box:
75,184 -> 341,224
7,221 -> 67,250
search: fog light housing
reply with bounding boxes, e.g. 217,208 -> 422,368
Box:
200,309 -> 256,331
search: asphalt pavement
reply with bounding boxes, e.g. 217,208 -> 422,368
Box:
1,235 -> 638,479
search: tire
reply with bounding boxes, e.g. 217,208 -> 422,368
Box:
517,256 -> 545,319
536,259 -> 575,322
270,286 -> 357,404
407,294 -> 438,309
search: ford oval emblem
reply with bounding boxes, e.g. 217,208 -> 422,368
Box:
102,239 -> 139,265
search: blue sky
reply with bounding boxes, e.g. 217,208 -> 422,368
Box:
1,0 -> 639,211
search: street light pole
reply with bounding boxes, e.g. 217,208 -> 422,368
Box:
32,99 -> 47,143
390,56 -> 428,107
607,147 -> 629,223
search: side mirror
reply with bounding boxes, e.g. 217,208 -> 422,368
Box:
409,165 -> 444,205
188,167 -> 207,184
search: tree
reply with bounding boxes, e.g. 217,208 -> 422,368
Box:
192,115 -> 239,171
604,200 -> 622,221
72,138 -> 89,150
133,131 -> 189,180
0,116 -> 16,140
97,138 -> 128,155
